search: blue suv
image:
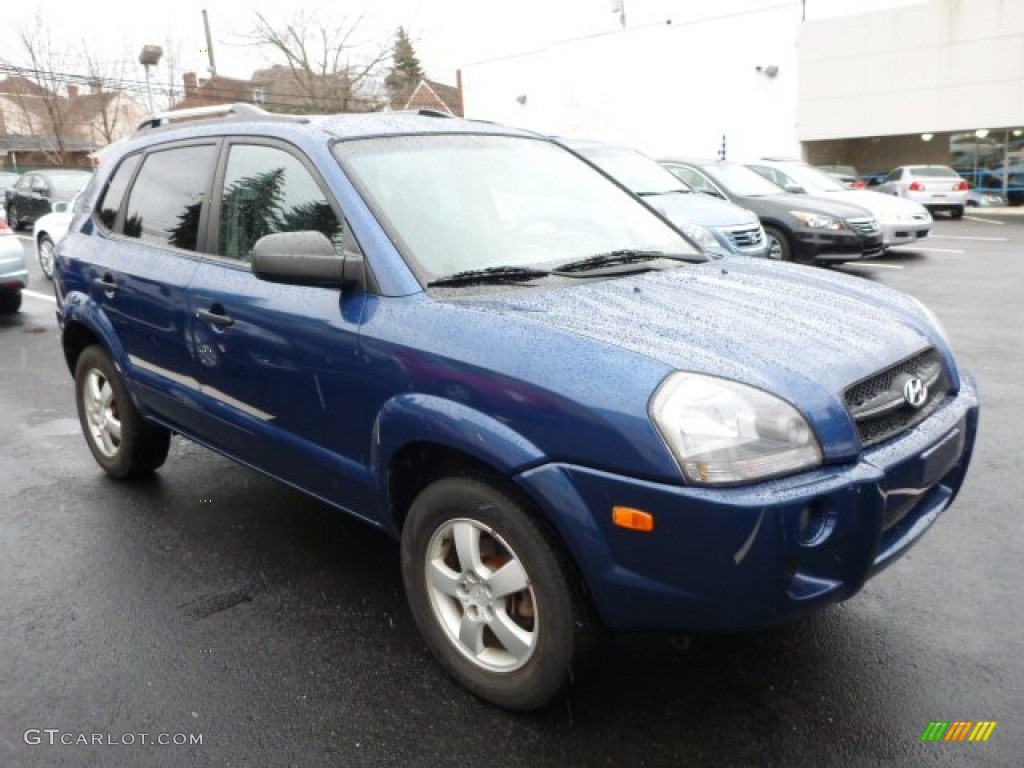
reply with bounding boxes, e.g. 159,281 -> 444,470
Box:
55,105 -> 978,711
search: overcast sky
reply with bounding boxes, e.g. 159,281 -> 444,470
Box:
3,0 -> 924,94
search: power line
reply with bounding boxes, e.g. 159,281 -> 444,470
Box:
0,62 -> 386,113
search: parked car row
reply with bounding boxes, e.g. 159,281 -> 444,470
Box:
50,104 -> 978,710
746,159 -> 933,248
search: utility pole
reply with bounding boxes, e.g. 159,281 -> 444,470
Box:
202,9 -> 218,76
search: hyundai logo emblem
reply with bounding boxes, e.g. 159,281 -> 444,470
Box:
903,377 -> 928,409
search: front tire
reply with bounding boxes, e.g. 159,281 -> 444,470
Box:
7,203 -> 20,231
764,225 -> 794,262
37,234 -> 56,279
401,476 -> 597,711
74,345 -> 171,479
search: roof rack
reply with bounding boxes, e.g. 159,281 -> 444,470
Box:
136,103 -> 310,132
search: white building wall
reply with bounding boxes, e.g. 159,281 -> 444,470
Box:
461,2 -> 806,160
799,0 -> 1024,140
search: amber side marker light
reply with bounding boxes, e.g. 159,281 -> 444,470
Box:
612,507 -> 655,532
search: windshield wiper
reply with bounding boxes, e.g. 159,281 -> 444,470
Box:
553,249 -> 705,274
427,265 -> 550,287
637,189 -> 691,197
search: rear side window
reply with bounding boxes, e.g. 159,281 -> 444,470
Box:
123,144 -> 218,251
96,154 -> 141,230
217,144 -> 343,261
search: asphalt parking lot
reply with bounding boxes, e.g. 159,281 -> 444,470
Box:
2,216 -> 1021,767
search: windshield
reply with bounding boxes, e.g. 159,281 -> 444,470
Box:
773,163 -> 846,193
336,135 -> 696,284
574,145 -> 689,195
703,162 -> 786,197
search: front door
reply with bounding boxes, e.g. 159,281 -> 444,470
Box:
186,140 -> 374,515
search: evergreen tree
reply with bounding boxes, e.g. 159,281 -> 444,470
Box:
385,27 -> 425,109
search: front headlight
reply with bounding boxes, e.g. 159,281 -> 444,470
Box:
790,211 -> 845,230
650,373 -> 823,485
678,222 -> 720,251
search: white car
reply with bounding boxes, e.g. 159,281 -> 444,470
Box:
32,196 -> 76,280
872,165 -> 969,219
748,160 -> 933,249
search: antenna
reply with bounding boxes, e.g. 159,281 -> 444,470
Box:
202,9 -> 218,76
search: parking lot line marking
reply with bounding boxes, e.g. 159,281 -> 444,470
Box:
841,262 -> 904,270
930,235 -> 1008,242
890,247 -> 966,254
965,215 -> 1005,225
16,234 -> 34,242
23,289 -> 56,304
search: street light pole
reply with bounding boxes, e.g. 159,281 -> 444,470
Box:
138,45 -> 164,114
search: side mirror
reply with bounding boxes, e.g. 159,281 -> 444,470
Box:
52,201 -> 70,213
251,231 -> 364,289
784,183 -> 806,194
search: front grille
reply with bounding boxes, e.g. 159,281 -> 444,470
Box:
844,348 -> 950,447
847,217 -> 881,236
723,224 -> 764,251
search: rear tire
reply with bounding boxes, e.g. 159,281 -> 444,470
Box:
0,290 -> 22,314
401,476 -> 599,711
74,345 -> 171,479
6,204 -> 20,231
951,206 -> 964,220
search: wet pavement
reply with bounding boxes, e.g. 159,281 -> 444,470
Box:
2,218 -> 1021,767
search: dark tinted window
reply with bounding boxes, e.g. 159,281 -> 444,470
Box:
97,154 -> 141,230
218,144 -> 342,261
124,144 -> 218,251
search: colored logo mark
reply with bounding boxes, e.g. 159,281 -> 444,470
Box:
921,721 -> 997,742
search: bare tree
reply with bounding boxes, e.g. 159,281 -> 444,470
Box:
0,14 -> 72,163
80,45 -> 131,144
246,10 -> 390,113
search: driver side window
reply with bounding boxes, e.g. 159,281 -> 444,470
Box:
217,144 -> 344,262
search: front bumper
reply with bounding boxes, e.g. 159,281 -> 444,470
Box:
793,229 -> 884,262
881,219 -> 932,247
516,375 -> 978,633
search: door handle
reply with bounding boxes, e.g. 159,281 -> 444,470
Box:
93,275 -> 118,292
196,307 -> 234,327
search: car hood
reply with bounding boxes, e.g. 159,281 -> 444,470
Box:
458,259 -> 951,460
737,192 -> 874,220
644,191 -> 759,228
821,189 -> 930,221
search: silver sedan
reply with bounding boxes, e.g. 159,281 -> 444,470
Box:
0,216 -> 28,313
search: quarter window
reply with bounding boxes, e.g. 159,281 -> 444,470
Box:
123,144 -> 218,251
96,154 -> 141,231
217,144 -> 343,261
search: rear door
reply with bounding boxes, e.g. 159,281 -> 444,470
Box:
79,141 -> 219,432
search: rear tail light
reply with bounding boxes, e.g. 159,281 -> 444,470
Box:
909,181 -> 925,191
955,180 -> 968,191
852,179 -> 867,189
0,218 -> 10,232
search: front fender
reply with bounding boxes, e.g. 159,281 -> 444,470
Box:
370,393 -> 548,532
